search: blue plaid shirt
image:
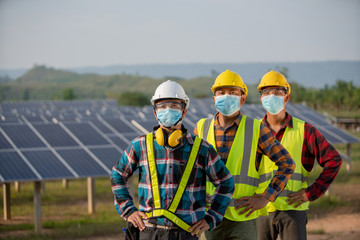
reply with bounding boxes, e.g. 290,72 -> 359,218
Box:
110,129 -> 234,230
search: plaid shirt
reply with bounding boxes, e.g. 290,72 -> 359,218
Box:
262,113 -> 342,201
110,128 -> 234,230
194,112 -> 295,202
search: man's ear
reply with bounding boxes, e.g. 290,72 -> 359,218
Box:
182,108 -> 187,119
240,95 -> 247,105
284,94 -> 291,104
153,110 -> 158,120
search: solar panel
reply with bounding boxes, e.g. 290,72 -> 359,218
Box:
64,123 -> 109,146
0,99 -> 358,185
108,136 -> 131,150
89,147 -> 122,169
56,149 -> 108,177
90,119 -> 113,134
23,114 -> 45,123
22,150 -> 74,179
1,124 -> 46,148
0,131 -> 12,149
133,119 -> 157,132
33,123 -> 78,147
0,151 -> 39,181
102,118 -> 137,133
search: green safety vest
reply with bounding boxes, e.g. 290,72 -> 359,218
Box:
144,133 -> 202,232
260,117 -> 310,212
197,116 -> 267,221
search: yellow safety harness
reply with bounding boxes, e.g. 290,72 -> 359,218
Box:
145,132 -> 202,232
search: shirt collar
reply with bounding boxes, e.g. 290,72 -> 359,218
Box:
262,112 -> 293,130
214,111 -> 243,129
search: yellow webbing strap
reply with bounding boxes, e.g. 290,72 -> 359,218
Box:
145,134 -> 202,232
168,137 -> 201,213
146,133 -> 161,209
146,209 -> 192,232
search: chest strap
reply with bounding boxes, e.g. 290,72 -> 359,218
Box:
145,133 -> 202,232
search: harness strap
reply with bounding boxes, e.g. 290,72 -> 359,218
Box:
145,133 -> 202,232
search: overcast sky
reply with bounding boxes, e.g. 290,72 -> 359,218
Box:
0,0 -> 359,69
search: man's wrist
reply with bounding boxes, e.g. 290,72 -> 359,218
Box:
204,215 -> 214,230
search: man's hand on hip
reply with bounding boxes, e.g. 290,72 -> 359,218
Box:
189,218 -> 210,237
127,211 -> 148,231
287,189 -> 309,208
235,194 -> 269,217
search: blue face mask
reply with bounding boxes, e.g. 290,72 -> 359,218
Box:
156,108 -> 183,128
214,94 -> 241,116
261,95 -> 285,115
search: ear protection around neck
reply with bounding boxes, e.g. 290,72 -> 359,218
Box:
155,128 -> 183,147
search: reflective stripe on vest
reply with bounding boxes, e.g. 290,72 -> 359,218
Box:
197,116 -> 264,221
145,133 -> 202,232
261,117 -> 310,211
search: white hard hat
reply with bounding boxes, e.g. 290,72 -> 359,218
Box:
151,80 -> 190,108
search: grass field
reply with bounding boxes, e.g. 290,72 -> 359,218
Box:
1,131 -> 360,240
0,177 -> 126,239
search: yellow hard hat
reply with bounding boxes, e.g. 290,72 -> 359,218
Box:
211,70 -> 248,95
257,70 -> 291,94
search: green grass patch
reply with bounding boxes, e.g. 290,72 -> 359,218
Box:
0,177 -> 126,239
310,195 -> 344,210
308,229 -> 326,235
0,223 -> 34,232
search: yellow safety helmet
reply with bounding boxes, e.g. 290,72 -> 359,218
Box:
211,70 -> 248,95
257,70 -> 291,94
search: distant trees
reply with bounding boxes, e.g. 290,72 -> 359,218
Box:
22,88 -> 30,101
291,80 -> 359,112
117,91 -> 150,106
62,88 -> 76,100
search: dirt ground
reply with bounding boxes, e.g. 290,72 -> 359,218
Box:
2,212 -> 360,240
307,213 -> 360,240
85,213 -> 360,240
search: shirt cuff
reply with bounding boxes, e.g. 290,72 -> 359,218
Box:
122,206 -> 138,220
204,215 -> 215,230
262,189 -> 275,202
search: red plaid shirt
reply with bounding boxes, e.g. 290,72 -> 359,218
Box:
262,113 -> 342,201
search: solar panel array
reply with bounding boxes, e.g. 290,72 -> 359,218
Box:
0,99 -> 358,183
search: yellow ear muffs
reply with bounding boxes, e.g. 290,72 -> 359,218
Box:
155,128 -> 183,147
155,128 -> 165,146
168,129 -> 182,147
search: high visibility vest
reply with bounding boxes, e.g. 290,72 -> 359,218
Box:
260,117 -> 310,212
197,116 -> 266,221
144,133 -> 202,232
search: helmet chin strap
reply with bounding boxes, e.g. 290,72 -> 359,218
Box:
159,118 -> 183,130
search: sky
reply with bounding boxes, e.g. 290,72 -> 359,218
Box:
0,0 -> 359,69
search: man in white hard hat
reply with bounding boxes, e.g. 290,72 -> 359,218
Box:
195,70 -> 295,240
111,80 -> 235,239
256,71 -> 342,240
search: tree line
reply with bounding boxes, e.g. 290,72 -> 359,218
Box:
290,80 -> 359,113
0,65 -> 359,117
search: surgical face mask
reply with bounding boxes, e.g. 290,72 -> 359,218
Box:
156,108 -> 183,128
214,94 -> 241,116
261,95 -> 285,115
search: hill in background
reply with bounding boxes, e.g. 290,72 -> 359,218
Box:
1,62 -> 359,110
1,61 -> 359,88
0,65 -> 216,102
